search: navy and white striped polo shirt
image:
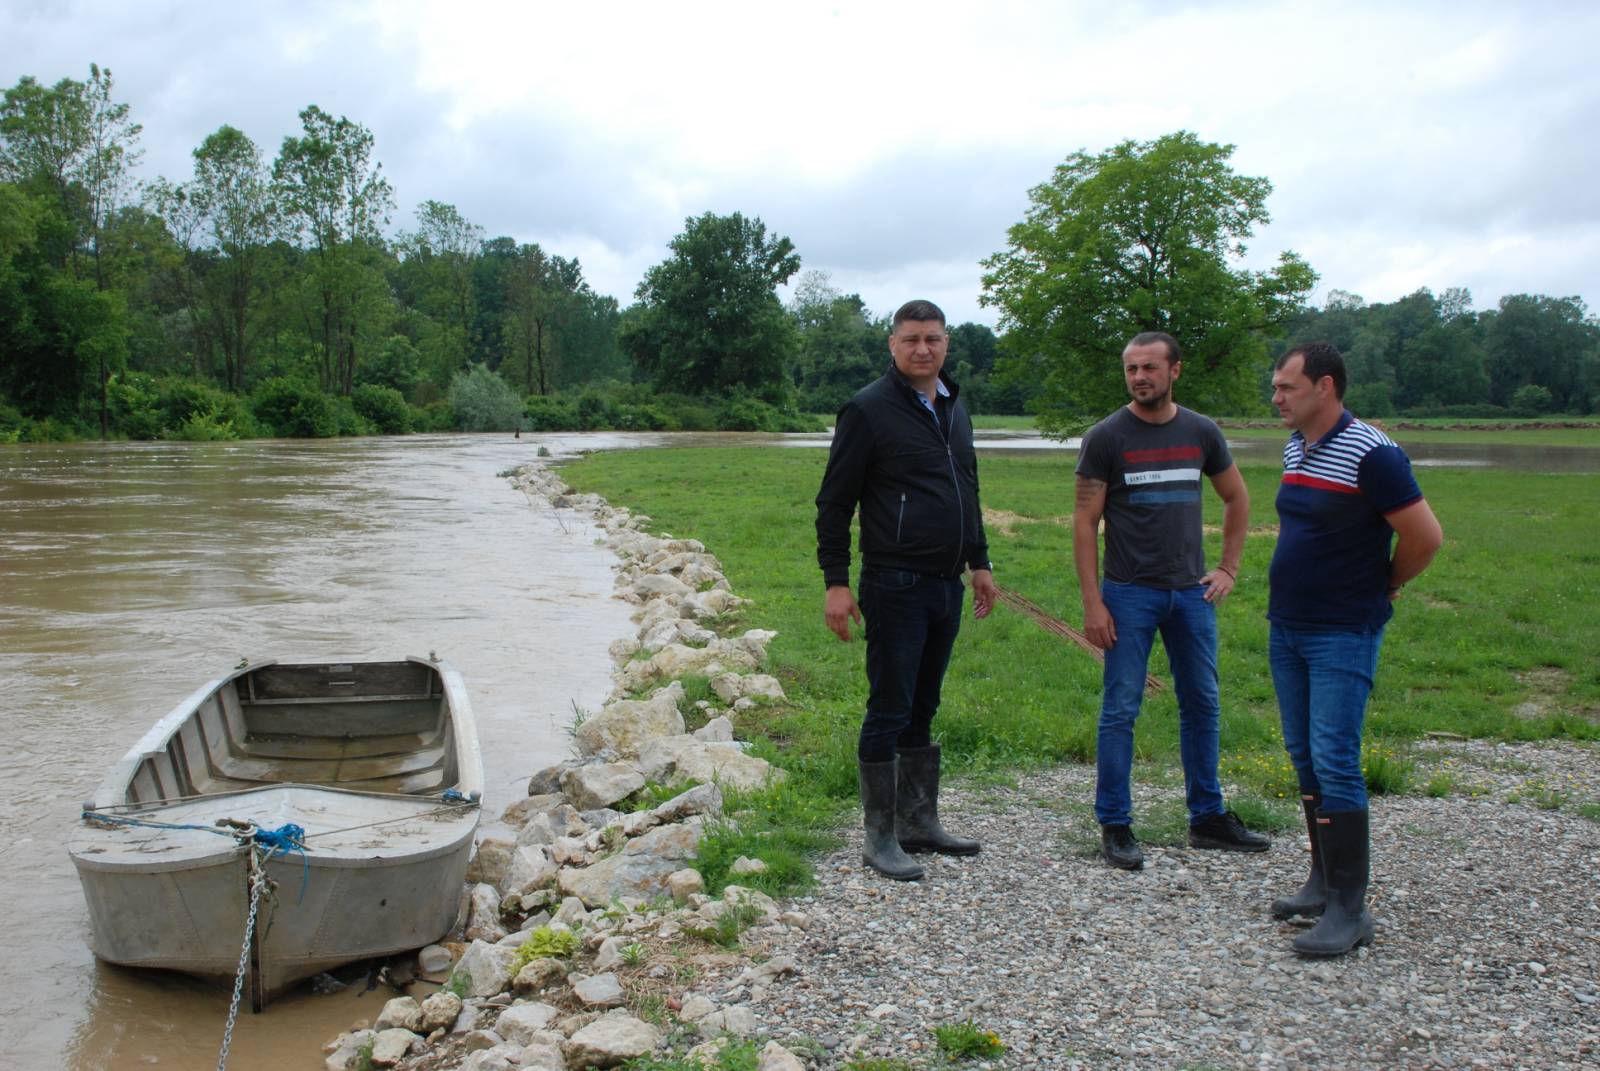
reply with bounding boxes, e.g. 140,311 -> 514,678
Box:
1268,411 -> 1422,631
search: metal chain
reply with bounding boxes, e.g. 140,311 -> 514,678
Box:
217,843 -> 266,1071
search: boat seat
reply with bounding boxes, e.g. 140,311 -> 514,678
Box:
213,742 -> 448,788
238,729 -> 444,761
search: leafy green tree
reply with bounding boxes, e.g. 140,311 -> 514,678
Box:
787,270 -> 883,412
1,65 -> 142,434
273,105 -> 395,394
147,125 -> 279,391
981,131 -> 1315,430
393,199 -> 481,372
623,211 -> 800,401
1484,294 -> 1598,411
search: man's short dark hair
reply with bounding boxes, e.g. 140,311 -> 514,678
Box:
892,299 -> 946,330
1278,341 -> 1347,400
1125,331 -> 1181,365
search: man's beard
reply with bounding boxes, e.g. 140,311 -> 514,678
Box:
1131,387 -> 1170,411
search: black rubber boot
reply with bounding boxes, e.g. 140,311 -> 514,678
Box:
895,745 -> 980,855
859,759 -> 923,880
1292,808 -> 1375,957
1271,793 -> 1327,919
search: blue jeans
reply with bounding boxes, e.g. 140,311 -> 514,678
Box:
1095,581 -> 1225,826
857,567 -> 965,762
1270,624 -> 1384,812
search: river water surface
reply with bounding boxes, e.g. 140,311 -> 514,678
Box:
0,434 -> 645,1070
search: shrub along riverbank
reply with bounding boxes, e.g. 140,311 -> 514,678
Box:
560,445 -> 1600,888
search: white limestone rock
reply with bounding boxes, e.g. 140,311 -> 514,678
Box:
517,804 -> 588,847
562,1012 -> 661,1068
501,844 -> 558,897
679,993 -> 718,1022
571,971 -> 626,1007
465,883 -> 508,943
454,940 -> 520,998
368,1028 -> 418,1067
574,683 -> 686,759
758,1041 -> 807,1071
420,991 -> 463,1033
650,782 -> 723,823
696,1006 -> 757,1037
560,762 -> 647,810
692,715 -> 735,742
512,956 -> 568,993
465,835 -> 516,887
501,793 -> 565,828
494,1001 -> 561,1044
638,737 -> 782,792
665,868 -> 704,903
556,820 -> 704,906
323,1029 -> 376,1071
375,995 -> 423,1032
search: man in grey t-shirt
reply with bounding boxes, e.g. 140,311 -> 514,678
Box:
1072,331 -> 1268,869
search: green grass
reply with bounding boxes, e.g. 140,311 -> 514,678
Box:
560,443 -> 1600,884
1217,419 -> 1600,447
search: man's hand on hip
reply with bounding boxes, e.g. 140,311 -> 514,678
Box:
824,585 -> 862,642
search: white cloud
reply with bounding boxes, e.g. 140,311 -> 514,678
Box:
4,0 -> 1597,327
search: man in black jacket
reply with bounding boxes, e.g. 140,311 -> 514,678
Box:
815,299 -> 998,881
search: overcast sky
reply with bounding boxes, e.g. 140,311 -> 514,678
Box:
5,0 -> 1597,327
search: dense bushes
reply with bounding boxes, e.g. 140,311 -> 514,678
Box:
449,365 -> 523,431
520,384 -> 822,433
2,366 -> 827,443
351,384 -> 413,434
250,377 -> 339,438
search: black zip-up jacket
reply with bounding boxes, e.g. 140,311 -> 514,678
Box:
815,363 -> 992,588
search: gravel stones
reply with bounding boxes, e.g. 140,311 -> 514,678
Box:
760,746 -> 1600,1069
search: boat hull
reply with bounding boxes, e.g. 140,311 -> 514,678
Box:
69,657 -> 483,1005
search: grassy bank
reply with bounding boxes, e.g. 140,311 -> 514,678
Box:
560,445 -> 1599,884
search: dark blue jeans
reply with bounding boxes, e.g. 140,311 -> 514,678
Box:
1094,581 -> 1225,826
857,567 -> 965,762
1270,624 -> 1385,812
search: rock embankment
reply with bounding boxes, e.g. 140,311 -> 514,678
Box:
323,462 -> 810,1070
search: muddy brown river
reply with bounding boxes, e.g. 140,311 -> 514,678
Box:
0,434 -> 650,1070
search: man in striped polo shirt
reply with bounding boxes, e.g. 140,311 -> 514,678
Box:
1267,341 -> 1443,956
1074,331 -> 1269,871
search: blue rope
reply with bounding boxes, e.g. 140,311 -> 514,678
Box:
80,811 -> 234,837
253,823 -> 310,904
81,812 -> 312,902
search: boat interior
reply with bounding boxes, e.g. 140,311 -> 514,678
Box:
119,660 -> 460,806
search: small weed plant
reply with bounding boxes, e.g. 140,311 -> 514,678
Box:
617,778 -> 703,814
683,901 -> 762,948
441,969 -> 470,998
1362,743 -> 1415,796
509,925 -> 580,975
619,941 -> 649,967
933,1020 -> 1006,1059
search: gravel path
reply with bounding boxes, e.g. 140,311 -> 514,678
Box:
746,741 -> 1600,1070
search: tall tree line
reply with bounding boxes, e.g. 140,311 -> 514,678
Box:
0,66 -> 623,435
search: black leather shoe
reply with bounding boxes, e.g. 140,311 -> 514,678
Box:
1101,824 -> 1144,870
1189,809 -> 1270,852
